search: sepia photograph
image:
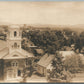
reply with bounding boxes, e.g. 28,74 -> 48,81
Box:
0,1 -> 84,83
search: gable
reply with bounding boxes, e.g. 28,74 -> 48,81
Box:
3,50 -> 27,59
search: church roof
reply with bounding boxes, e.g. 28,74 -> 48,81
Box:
2,49 -> 34,59
0,40 -> 7,50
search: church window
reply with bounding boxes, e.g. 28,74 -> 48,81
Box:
14,43 -> 17,48
11,61 -> 18,67
14,31 -> 17,37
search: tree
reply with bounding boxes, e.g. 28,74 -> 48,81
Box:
64,54 -> 83,73
47,52 -> 74,81
21,59 -> 34,83
51,52 -> 64,78
28,30 -> 65,54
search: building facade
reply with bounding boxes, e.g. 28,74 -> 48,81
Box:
0,25 -> 34,80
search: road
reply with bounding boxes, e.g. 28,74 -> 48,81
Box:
71,72 -> 84,83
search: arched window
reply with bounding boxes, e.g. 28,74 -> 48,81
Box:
14,31 -> 17,37
14,43 -> 17,48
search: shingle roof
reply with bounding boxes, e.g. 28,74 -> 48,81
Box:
37,54 -> 55,67
0,40 -> 8,59
0,40 -> 7,50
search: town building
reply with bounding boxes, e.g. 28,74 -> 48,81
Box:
37,54 -> 54,77
0,25 -> 34,80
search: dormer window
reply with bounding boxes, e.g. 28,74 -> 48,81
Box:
14,31 -> 17,37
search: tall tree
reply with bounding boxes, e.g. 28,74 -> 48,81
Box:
51,52 -> 64,78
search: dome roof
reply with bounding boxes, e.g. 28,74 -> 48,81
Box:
9,25 -> 20,29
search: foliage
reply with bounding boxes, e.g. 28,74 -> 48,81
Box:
24,30 -> 65,54
22,28 -> 83,54
64,54 -> 83,73
48,70 -> 73,81
50,52 -> 64,78
52,52 -> 64,73
47,52 -> 73,81
21,59 -> 34,82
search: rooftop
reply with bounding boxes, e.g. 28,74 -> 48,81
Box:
0,40 -> 7,50
37,54 -> 55,67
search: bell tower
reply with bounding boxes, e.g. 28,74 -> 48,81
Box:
7,25 -> 22,53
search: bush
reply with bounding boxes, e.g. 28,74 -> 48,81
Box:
47,70 -> 73,82
61,70 -> 73,81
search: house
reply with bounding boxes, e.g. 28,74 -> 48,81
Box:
37,54 -> 55,77
37,51 -> 76,77
0,25 -> 34,80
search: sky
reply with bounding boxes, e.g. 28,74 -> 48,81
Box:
0,2 -> 84,25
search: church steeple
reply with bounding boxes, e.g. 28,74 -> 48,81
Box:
7,25 -> 22,53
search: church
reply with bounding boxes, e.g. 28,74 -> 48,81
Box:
0,25 -> 34,80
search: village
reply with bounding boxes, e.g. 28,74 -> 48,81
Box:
0,24 -> 84,83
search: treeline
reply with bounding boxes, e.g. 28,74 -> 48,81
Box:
22,28 -> 84,54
